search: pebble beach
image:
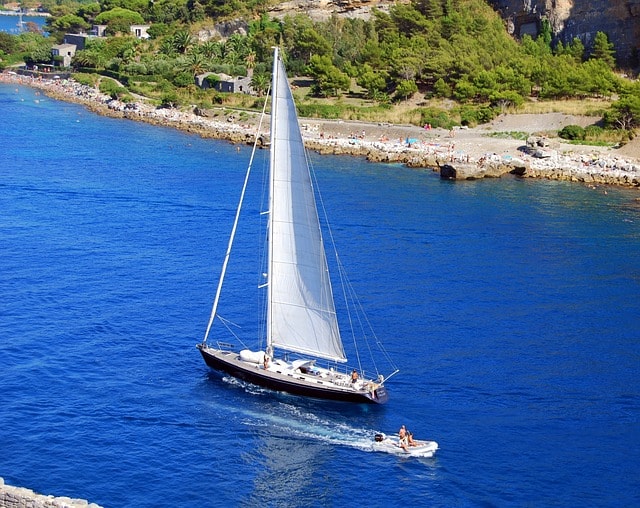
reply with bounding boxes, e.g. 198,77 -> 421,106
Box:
3,71 -> 639,188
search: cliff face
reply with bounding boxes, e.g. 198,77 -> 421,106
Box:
487,0 -> 640,68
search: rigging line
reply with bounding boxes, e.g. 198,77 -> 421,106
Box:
202,87 -> 272,346
308,158 -> 398,378
217,315 -> 250,351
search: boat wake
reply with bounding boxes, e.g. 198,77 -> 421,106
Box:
218,376 -> 438,458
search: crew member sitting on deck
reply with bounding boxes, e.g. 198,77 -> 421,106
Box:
351,369 -> 359,383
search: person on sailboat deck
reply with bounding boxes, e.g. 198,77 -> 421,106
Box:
351,370 -> 359,383
263,355 -> 270,370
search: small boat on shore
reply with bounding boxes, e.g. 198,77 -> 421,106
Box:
372,433 -> 439,457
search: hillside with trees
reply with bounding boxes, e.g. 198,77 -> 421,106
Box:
1,0 -> 639,141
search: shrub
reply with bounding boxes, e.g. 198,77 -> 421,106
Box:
419,107 -> 453,129
99,78 -> 127,99
558,124 -> 586,140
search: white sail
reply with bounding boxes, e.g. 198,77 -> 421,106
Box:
267,49 -> 347,363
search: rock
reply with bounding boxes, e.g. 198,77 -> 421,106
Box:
439,163 -> 457,180
487,0 -> 640,68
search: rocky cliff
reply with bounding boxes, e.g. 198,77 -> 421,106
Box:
487,0 -> 640,68
212,1 -> 638,69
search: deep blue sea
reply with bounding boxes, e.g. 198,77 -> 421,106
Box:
1,83 -> 639,507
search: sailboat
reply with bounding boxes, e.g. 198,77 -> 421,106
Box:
197,47 -> 397,404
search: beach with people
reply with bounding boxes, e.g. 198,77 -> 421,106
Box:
2,71 -> 639,188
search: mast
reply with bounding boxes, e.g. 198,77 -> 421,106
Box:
265,47 -> 279,358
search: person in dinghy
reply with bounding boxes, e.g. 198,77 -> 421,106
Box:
398,425 -> 417,451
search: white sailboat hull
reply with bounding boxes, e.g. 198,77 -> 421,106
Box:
197,345 -> 388,404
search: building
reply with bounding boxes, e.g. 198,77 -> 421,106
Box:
130,25 -> 150,39
195,72 -> 253,94
63,33 -> 90,50
51,43 -> 77,67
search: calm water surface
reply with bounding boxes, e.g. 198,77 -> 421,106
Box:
1,84 -> 639,507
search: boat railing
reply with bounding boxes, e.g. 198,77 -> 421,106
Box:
216,341 -> 236,351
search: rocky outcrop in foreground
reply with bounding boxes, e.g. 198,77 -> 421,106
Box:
0,478 -> 102,508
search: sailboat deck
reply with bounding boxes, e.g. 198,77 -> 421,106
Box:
198,345 -> 387,403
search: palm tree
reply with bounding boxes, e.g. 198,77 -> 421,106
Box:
173,29 -> 194,54
245,50 -> 256,76
181,51 -> 207,76
250,72 -> 269,96
198,40 -> 222,60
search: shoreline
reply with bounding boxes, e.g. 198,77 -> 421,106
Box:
2,71 -> 639,188
0,477 -> 102,508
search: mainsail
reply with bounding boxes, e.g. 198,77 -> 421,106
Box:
267,48 -> 346,363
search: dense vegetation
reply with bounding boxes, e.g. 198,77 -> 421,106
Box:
1,0 -> 639,140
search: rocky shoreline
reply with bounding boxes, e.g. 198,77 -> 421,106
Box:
3,72 -> 639,188
0,477 -> 102,508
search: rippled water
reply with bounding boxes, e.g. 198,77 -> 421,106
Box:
1,84 -> 639,507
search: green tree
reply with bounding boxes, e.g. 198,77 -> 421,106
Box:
433,77 -> 451,98
567,36 -> 585,63
452,78 -> 476,102
490,90 -> 523,113
590,31 -> 615,69
180,51 -> 207,75
100,0 -> 149,13
147,0 -> 188,24
78,3 -> 102,23
390,50 -> 423,81
604,95 -> 640,131
172,29 -> 193,54
160,89 -> 180,108
73,38 -> 109,69
250,72 -> 269,96
197,40 -> 221,60
49,14 -> 90,36
539,18 -> 552,49
307,54 -> 350,97
357,65 -> 388,99
394,79 -> 418,101
95,8 -> 145,35
472,69 -> 499,101
0,32 -> 16,54
415,0 -> 444,19
17,32 -> 51,65
581,59 -> 616,97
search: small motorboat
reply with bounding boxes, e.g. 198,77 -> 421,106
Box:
372,433 -> 439,458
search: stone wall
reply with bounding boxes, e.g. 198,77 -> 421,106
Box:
487,0 -> 640,68
0,478 -> 102,508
